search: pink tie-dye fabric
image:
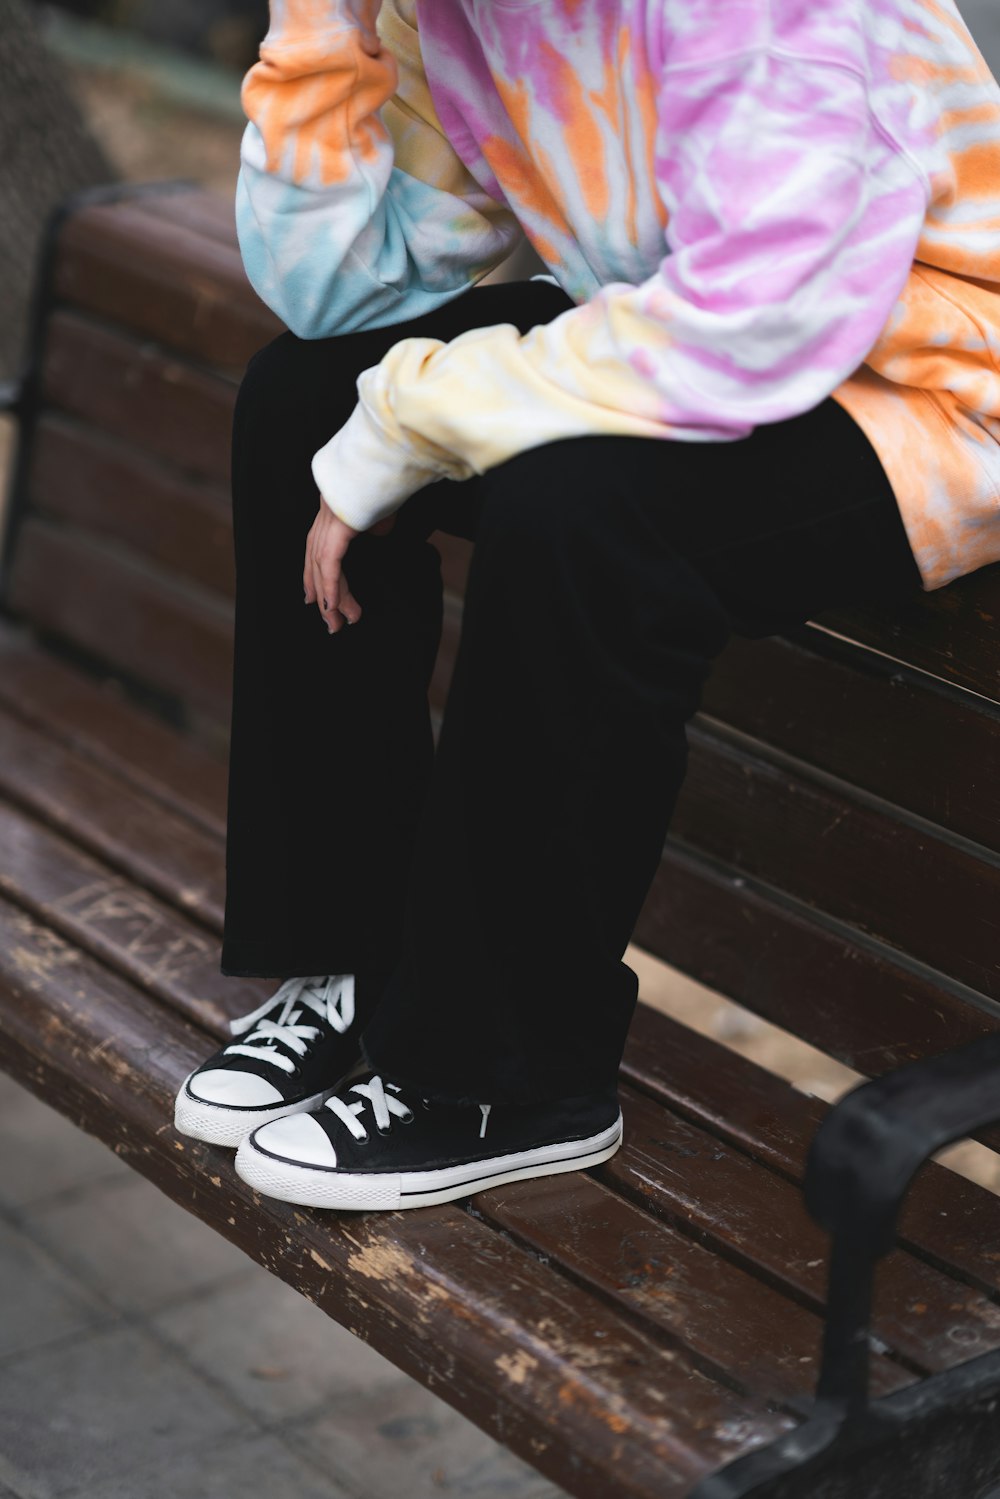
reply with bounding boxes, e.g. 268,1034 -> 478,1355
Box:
238,1 -> 1000,590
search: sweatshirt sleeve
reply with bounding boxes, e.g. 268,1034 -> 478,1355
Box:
235,0 -> 523,339
312,48 -> 931,532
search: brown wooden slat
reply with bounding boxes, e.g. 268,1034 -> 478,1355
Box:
428,538 -> 472,710
54,198 -> 280,369
0,624 -> 227,838
622,1005 -> 1000,1302
433,530 -> 473,597
430,591 -> 463,711
27,414 -> 235,599
635,842 -> 999,1077
670,723 -> 1000,1002
0,896 -> 792,1499
0,795 -> 254,1033
41,308 -> 236,483
476,1170 -> 908,1413
602,1088 -> 1000,1377
131,186 -> 243,247
0,700 -> 224,929
811,562 -> 1000,706
702,634 -> 1000,856
6,517 -> 233,721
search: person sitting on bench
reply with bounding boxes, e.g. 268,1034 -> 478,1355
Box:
174,0 -> 1000,1214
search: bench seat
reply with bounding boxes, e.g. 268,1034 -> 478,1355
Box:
3,612 -> 1000,1496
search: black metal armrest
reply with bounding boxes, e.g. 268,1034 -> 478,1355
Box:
693,1036 -> 1000,1498
803,1030 -> 1000,1413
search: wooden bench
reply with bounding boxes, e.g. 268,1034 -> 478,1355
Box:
3,179 -> 1000,1499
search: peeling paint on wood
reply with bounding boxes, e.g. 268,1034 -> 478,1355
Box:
496,1350 -> 539,1386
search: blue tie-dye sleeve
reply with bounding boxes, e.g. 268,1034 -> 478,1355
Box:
235,0 -> 523,339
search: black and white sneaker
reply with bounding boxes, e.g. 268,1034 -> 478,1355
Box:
233,1070 -> 623,1210
174,974 -> 363,1148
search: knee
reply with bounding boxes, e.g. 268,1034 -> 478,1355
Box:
473,439 -> 732,664
476,436 -> 685,555
475,442 -> 598,554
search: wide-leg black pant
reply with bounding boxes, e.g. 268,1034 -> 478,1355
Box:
221,278 -> 925,1106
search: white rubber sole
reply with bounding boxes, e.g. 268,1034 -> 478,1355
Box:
173,1070 -> 341,1149
233,1113 -> 625,1210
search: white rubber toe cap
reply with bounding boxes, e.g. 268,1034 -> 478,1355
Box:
186,1068 -> 285,1107
251,1111 -> 338,1167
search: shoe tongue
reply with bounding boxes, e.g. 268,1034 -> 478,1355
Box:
295,979 -> 334,1022
264,977 -> 329,1034
324,975 -> 356,1033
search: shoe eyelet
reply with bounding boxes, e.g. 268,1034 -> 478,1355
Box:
376,1125 -> 392,1137
399,1111 -> 415,1126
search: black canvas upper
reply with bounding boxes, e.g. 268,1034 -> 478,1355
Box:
186,975 -> 371,1111
252,1070 -> 621,1173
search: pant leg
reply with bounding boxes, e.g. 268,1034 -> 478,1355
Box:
220,278 -> 575,982
360,400 -> 925,1105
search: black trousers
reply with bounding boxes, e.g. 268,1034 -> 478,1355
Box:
221,278 -> 925,1106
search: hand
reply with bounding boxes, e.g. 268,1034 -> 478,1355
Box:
303,501 -> 360,634
303,499 -> 397,633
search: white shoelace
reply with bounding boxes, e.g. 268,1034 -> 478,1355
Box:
323,1075 -> 493,1142
325,1075 -> 414,1139
223,974 -> 355,1075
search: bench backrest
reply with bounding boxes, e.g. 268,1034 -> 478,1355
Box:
4,181 -> 1000,1118
0,181 -> 280,753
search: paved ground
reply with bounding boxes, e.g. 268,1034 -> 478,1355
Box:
0,1068 -> 565,1499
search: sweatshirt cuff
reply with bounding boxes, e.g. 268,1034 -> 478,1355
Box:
311,357 -> 475,532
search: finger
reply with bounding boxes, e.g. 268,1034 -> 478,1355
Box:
303,526 -> 316,604
338,574 -> 362,625
319,553 -> 344,633
311,551 -> 330,627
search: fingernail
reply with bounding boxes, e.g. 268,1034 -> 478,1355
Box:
304,592 -> 308,604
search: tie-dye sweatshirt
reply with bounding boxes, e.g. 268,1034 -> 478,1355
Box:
236,0 -> 1000,593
